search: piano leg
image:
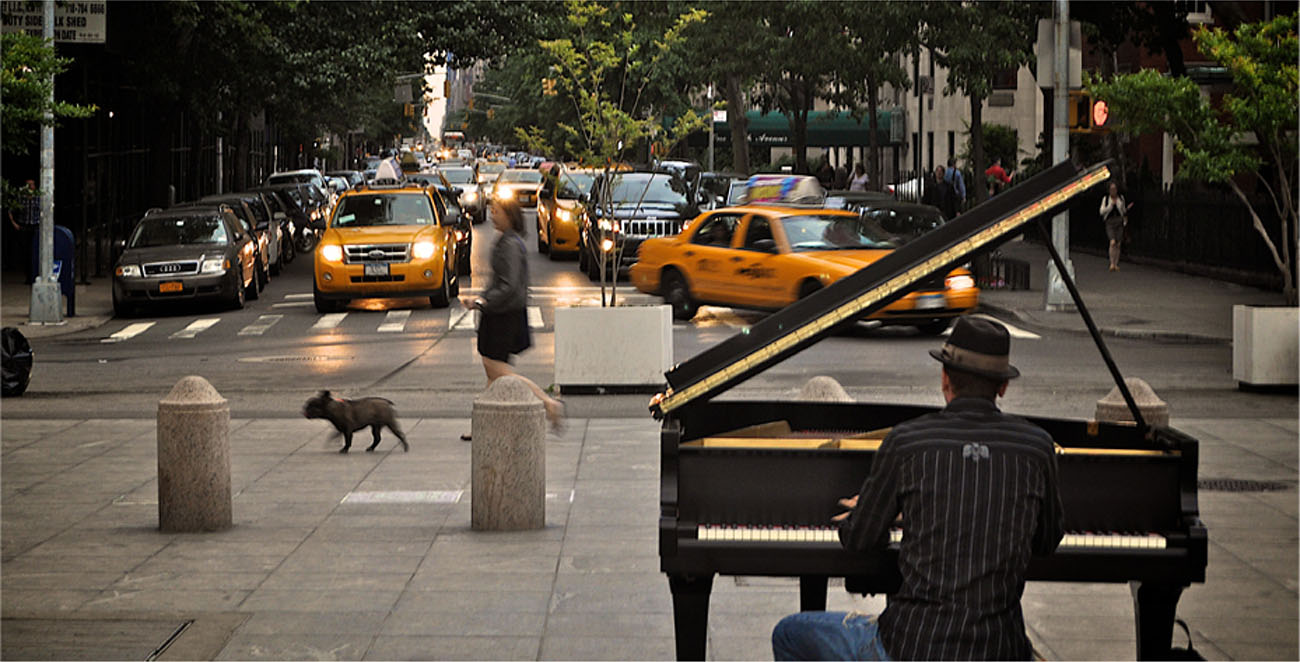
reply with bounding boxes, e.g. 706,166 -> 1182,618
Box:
669,572 -> 714,661
799,575 -> 828,611
1130,580 -> 1186,660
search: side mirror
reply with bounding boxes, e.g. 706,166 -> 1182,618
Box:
753,238 -> 777,253
442,210 -> 462,226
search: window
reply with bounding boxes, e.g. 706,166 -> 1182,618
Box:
333,193 -> 435,227
742,215 -> 774,251
992,67 -> 1019,90
691,213 -> 741,247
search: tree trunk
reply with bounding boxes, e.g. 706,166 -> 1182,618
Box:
791,79 -> 810,174
970,95 -> 987,203
866,72 -> 881,192
1228,178 -> 1295,304
725,74 -> 750,175
233,111 -> 251,192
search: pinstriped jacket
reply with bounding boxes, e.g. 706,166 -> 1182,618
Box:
840,397 -> 1065,660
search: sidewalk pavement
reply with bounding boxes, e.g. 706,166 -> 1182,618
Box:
2,243 -> 1297,660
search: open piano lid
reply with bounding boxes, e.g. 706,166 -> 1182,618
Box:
651,159 -> 1114,419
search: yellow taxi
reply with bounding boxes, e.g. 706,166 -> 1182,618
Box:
313,178 -> 460,313
628,201 -> 978,334
535,167 -> 595,257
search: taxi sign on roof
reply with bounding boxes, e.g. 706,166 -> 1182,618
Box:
743,175 -> 825,205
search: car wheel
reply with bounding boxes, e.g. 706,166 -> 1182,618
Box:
449,260 -> 461,297
798,280 -> 822,300
257,256 -> 270,289
578,242 -> 590,273
546,224 -> 561,261
585,249 -> 603,282
230,271 -> 246,310
312,282 -> 344,313
537,219 -> 549,254
295,230 -> 318,254
246,263 -> 261,301
662,269 -> 698,321
112,291 -> 134,318
916,318 -> 953,335
429,266 -> 452,308
457,243 -> 471,275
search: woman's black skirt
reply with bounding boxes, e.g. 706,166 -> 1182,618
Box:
477,308 -> 532,362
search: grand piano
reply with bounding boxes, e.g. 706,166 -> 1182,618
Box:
652,160 -> 1207,660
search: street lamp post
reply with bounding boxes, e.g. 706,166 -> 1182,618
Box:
30,0 -> 62,324
1044,0 -> 1076,311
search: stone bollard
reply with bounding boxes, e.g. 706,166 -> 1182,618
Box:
471,376 -> 546,531
1095,378 -> 1169,428
157,375 -> 232,533
796,375 -> 854,402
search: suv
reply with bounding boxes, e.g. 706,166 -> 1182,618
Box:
579,170 -> 698,280
313,180 -> 462,312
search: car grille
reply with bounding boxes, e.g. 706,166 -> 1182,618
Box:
143,261 -> 199,277
344,244 -> 409,264
621,219 -> 682,238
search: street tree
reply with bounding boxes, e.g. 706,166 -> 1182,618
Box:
922,0 -> 1042,203
0,32 -> 95,209
831,1 -> 918,190
1088,13 -> 1299,304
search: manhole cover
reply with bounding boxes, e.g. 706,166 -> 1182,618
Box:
238,355 -> 352,363
1198,478 -> 1294,492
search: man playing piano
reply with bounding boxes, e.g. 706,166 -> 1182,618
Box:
772,316 -> 1065,660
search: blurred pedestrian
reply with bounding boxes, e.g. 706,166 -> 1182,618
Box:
7,180 -> 40,282
460,200 -> 565,439
1099,181 -> 1133,272
944,157 -> 966,211
984,157 -> 1011,196
815,161 -> 834,188
849,163 -> 869,191
832,165 -> 849,190
922,165 -> 957,220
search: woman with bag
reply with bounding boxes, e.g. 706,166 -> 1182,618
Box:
1099,181 -> 1133,272
460,200 -> 565,437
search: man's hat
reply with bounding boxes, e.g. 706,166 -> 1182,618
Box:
928,316 -> 1020,380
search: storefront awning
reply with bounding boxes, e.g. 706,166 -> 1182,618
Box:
713,109 -> 899,147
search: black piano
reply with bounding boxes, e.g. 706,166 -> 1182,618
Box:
653,160 -> 1208,661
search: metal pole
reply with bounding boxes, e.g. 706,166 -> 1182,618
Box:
30,0 -> 63,324
707,85 -> 715,172
1044,0 -> 1076,311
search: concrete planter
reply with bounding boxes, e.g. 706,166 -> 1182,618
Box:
554,305 -> 672,393
1232,304 -> 1298,388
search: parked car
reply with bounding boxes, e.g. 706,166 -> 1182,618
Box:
326,170 -> 366,190
267,168 -> 329,201
252,183 -> 322,254
536,167 -> 594,257
112,205 -> 260,315
200,192 -> 283,276
253,187 -> 296,265
313,179 -> 461,312
433,165 -> 486,224
489,168 -> 544,209
477,161 -> 506,185
580,170 -> 697,280
180,198 -> 270,291
628,193 -> 977,332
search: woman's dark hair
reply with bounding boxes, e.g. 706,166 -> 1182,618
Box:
495,200 -> 526,234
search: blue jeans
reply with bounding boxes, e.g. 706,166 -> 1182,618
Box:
772,611 -> 892,661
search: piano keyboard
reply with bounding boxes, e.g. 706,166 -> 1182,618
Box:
697,525 -> 1166,549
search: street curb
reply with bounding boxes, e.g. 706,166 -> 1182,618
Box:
977,303 -> 1230,345
8,314 -> 113,340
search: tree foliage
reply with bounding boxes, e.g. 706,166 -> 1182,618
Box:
1088,13 -> 1299,303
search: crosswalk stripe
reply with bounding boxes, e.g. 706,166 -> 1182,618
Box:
527,306 -> 543,329
451,308 -> 477,331
312,312 -> 348,330
377,310 -> 411,333
271,302 -> 314,308
239,314 -> 283,336
102,322 -> 155,343
171,318 -> 220,339
283,293 -> 314,300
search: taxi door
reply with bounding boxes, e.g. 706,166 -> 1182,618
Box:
679,211 -> 744,303
726,212 -> 787,308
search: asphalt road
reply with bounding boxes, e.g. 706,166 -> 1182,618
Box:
6,213 -> 1290,423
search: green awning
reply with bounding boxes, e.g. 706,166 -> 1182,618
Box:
713,109 -> 898,147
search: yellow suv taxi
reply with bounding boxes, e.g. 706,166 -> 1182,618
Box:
313,180 -> 460,313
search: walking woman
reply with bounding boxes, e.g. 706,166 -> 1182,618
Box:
1099,181 -> 1133,271
461,200 -> 565,434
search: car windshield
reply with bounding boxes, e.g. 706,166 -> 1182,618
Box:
268,173 -> 314,186
439,168 -> 475,184
559,172 -> 594,198
500,170 -> 542,183
781,214 -> 899,251
608,175 -> 689,205
332,193 -> 435,227
129,216 -> 228,248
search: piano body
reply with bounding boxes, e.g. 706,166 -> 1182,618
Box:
653,160 -> 1208,660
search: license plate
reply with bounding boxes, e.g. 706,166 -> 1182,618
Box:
364,263 -> 389,277
914,294 -> 945,310
159,281 -> 183,293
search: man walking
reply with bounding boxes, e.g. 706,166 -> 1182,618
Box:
772,316 -> 1065,660
944,157 -> 966,214
7,180 -> 41,283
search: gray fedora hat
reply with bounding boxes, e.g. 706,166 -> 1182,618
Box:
928,316 -> 1021,380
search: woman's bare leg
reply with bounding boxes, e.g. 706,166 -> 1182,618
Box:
481,356 -> 564,423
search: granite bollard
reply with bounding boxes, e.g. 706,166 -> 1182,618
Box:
1095,377 -> 1169,427
157,375 -> 232,532
471,376 -> 546,531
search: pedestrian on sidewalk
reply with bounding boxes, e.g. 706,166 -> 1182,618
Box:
985,157 -> 1012,197
849,163 -> 869,192
943,157 -> 966,213
772,317 -> 1064,661
460,200 -> 564,440
922,165 -> 957,220
1099,181 -> 1133,271
7,180 -> 40,283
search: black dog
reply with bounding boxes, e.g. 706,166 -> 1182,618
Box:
302,390 -> 409,454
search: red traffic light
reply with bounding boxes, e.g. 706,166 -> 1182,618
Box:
1091,99 -> 1109,128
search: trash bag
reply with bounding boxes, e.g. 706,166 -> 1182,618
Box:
2,326 -> 33,397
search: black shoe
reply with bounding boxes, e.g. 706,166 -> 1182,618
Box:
460,433 -> 472,442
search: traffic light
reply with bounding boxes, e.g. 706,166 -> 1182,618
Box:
1068,90 -> 1109,133
487,108 -> 496,120
542,78 -> 557,96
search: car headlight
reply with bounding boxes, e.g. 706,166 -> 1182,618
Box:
556,208 -> 571,222
115,264 -> 141,277
412,241 -> 436,259
462,191 -> 479,204
600,238 -> 615,252
945,274 -> 976,290
200,258 -> 226,274
598,218 -> 619,232
494,188 -> 512,201
320,244 -> 344,262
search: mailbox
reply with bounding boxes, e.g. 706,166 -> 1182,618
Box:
29,226 -> 76,316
